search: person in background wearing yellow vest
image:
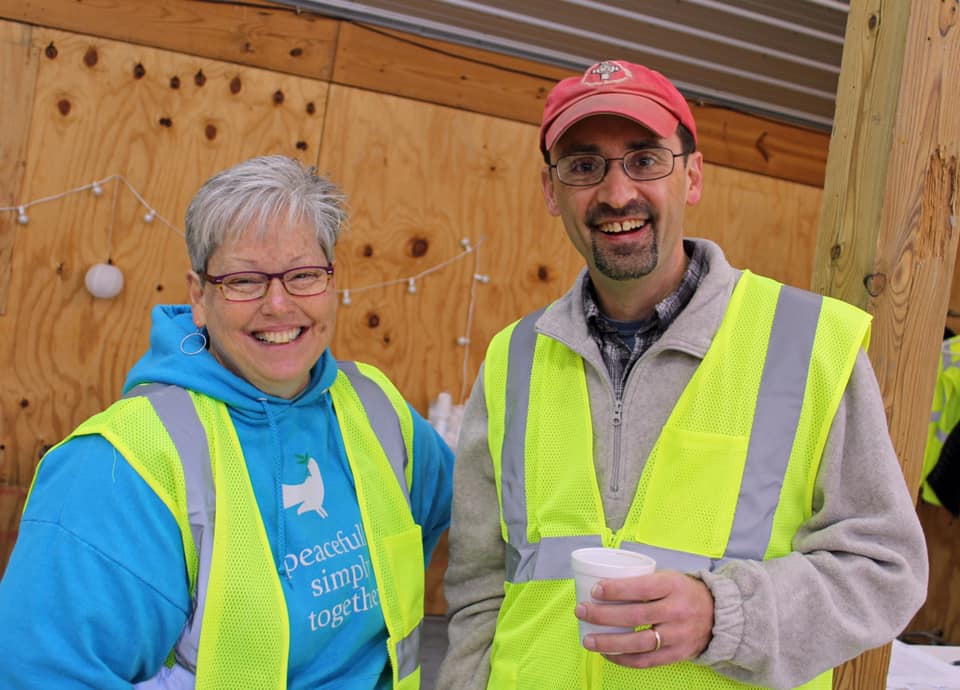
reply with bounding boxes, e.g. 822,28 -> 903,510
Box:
436,60 -> 928,690
0,156 -> 453,690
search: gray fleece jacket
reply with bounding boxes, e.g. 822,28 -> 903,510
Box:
437,238 -> 928,690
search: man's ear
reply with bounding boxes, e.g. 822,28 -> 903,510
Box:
186,270 -> 206,328
685,151 -> 704,206
541,166 -> 561,217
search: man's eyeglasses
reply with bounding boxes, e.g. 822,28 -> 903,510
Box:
549,147 -> 686,187
201,265 -> 334,302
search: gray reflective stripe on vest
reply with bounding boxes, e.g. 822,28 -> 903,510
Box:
129,371 -> 416,684
127,383 -> 213,679
501,309 -> 546,583
397,621 -> 422,679
945,348 -> 960,370
725,284 -> 821,560
501,283 -> 823,581
338,360 -> 411,508
335,362 -> 420,680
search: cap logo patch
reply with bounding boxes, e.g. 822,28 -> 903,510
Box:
582,60 -> 631,86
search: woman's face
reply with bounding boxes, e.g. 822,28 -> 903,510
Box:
187,218 -> 337,399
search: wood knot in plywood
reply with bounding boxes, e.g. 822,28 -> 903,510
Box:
170,76 -> 181,89
289,47 -> 303,57
57,99 -> 71,116
295,141 -> 308,150
230,76 -> 242,94
44,42 -> 57,59
362,244 -> 374,257
306,102 -> 316,115
367,313 -> 380,328
273,89 -> 285,105
410,237 -> 429,257
830,244 -> 842,261
868,13 -> 878,31
537,265 -> 550,281
159,117 -> 173,128
205,124 -> 217,140
133,62 -> 146,79
863,272 -> 887,297
83,47 -> 98,67
939,0 -> 958,35
195,70 -> 206,86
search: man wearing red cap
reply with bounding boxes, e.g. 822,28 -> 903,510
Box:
437,60 -> 927,689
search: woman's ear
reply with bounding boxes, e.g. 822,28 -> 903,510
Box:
186,270 -> 206,328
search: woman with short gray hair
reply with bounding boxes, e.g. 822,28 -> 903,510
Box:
0,155 -> 453,690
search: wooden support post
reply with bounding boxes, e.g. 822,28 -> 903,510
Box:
813,0 -> 960,688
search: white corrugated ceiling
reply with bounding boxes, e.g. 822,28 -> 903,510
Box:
274,0 -> 849,132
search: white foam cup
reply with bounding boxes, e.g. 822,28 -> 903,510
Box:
570,547 -> 656,644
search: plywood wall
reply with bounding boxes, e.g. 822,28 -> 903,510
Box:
0,18 -> 826,616
0,22 -> 330,557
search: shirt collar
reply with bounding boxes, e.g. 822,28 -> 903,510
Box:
584,239 -> 706,335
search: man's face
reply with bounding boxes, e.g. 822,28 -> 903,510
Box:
541,115 -> 702,290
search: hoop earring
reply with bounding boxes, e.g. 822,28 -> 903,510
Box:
180,330 -> 208,356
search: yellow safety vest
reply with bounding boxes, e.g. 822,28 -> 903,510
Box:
483,271 -> 870,690
41,361 -> 423,689
920,336 -> 960,506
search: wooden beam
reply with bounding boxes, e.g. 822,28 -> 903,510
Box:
0,19 -> 39,315
332,23 -> 830,188
813,0 -> 960,688
0,0 -> 340,81
0,0 -> 829,187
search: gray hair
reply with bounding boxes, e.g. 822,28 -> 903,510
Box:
185,155 -> 347,271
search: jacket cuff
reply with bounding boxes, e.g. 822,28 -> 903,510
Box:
694,571 -> 744,664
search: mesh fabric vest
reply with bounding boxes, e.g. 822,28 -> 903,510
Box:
39,363 -> 422,689
920,336 -> 960,506
483,271 -> 870,690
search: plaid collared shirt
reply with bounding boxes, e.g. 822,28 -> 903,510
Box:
584,240 -> 707,399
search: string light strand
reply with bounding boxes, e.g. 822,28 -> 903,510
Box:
4,176 -> 489,400
338,237 -> 486,297
0,174 -> 182,237
459,240 -> 485,403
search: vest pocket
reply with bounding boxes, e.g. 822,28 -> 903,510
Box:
382,525 -> 424,633
632,425 -> 748,558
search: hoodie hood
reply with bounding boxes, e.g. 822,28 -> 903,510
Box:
123,304 -> 338,409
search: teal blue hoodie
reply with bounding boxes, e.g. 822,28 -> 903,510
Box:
0,304 -> 454,689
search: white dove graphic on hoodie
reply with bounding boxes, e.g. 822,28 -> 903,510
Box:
282,457 -> 328,517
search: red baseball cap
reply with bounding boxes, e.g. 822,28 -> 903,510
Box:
539,60 -> 698,157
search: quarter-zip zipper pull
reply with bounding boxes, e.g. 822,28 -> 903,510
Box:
613,399 -> 623,427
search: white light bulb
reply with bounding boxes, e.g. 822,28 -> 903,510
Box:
143,210 -> 156,223
407,278 -> 417,294
91,182 -> 104,196
474,273 -> 490,284
457,336 -> 471,346
84,262 -> 124,299
16,206 -> 28,225
341,289 -> 352,305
